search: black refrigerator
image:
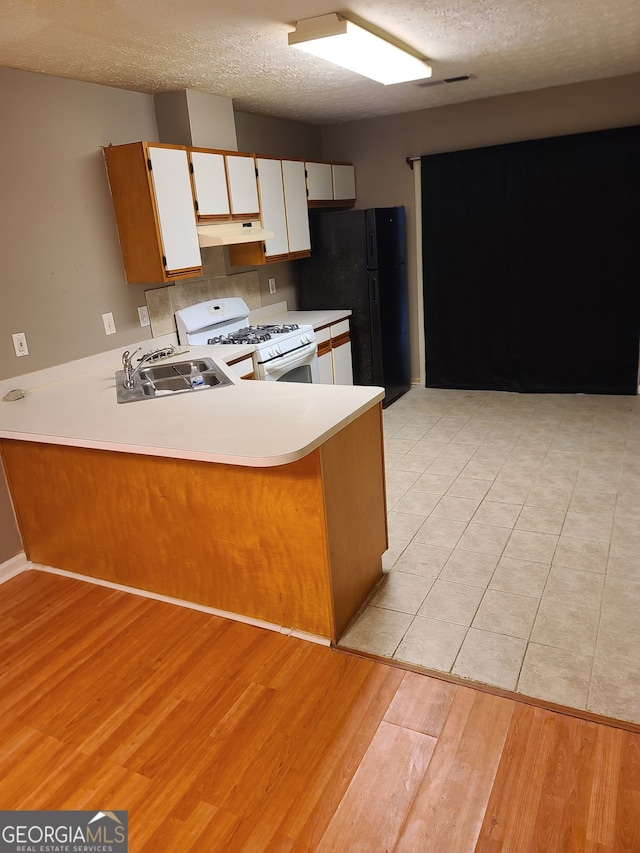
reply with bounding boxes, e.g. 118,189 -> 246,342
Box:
296,206 -> 411,407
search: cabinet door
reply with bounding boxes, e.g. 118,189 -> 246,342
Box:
147,145 -> 201,274
332,164 -> 356,201
305,161 -> 333,201
331,320 -> 354,385
332,343 -> 354,385
225,154 -> 260,218
190,151 -> 230,220
282,160 -> 311,255
256,158 -> 289,259
318,352 -> 334,384
315,327 -> 334,384
226,355 -> 255,380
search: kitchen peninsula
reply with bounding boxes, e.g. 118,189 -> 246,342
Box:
0,339 -> 387,643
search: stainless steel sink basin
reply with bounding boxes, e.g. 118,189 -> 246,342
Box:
138,360 -> 213,382
116,358 -> 232,403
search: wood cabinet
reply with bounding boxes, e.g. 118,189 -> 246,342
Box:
315,319 -> 354,385
104,141 -> 203,285
104,141 -> 355,282
228,157 -> 311,267
1,404 -> 386,642
306,161 -> 356,208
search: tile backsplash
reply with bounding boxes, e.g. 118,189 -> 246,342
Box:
145,246 -> 262,337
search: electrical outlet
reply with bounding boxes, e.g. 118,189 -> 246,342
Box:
12,333 -> 29,357
102,312 -> 116,335
137,306 -> 150,327
268,278 -> 277,294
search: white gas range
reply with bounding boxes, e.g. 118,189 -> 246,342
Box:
175,298 -> 320,383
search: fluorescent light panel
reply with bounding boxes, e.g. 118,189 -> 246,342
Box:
288,13 -> 432,85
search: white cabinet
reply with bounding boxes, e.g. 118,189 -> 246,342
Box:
256,156 -> 290,261
189,148 -> 265,224
225,153 -> 260,219
305,160 -> 356,207
104,142 -> 354,284
104,141 -> 203,285
305,161 -> 333,202
147,146 -> 202,275
329,319 -> 354,385
189,150 -> 231,220
332,164 -> 356,202
282,160 -> 311,255
229,157 -> 311,266
314,320 -> 353,385
315,327 -> 334,385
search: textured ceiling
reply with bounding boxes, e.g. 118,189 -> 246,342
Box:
1,0 -> 640,124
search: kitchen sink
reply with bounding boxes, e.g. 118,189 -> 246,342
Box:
138,360 -> 213,381
116,358 -> 232,403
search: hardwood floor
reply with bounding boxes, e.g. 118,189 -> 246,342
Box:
1,570 -> 638,852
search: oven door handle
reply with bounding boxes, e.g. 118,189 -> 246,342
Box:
261,341 -> 317,375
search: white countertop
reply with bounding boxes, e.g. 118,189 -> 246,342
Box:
249,303 -> 351,330
0,332 -> 382,468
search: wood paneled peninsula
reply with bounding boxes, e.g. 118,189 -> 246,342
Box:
0,338 -> 387,643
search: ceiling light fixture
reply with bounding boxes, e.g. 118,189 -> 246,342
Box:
288,13 -> 432,85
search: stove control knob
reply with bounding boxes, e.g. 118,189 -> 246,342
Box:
269,345 -> 282,358
301,333 -> 312,344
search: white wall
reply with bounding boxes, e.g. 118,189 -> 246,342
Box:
0,68 -> 161,379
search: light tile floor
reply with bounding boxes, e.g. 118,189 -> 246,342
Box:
338,386 -> 640,725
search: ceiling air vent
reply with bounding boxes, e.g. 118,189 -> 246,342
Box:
416,74 -> 476,88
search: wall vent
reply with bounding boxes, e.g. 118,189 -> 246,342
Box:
416,74 -> 476,88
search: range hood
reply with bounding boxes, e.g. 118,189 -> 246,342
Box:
197,220 -> 274,247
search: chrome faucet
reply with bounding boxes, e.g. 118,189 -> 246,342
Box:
121,346 -> 176,389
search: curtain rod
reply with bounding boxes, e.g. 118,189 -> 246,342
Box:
406,156 -> 421,169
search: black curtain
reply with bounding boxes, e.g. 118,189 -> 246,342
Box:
422,125 -> 640,394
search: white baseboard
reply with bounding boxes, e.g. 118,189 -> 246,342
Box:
31,563 -> 332,647
0,552 -> 29,584
0,556 -> 332,647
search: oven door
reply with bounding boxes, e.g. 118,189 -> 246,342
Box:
258,341 -> 320,383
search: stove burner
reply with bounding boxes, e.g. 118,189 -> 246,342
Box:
207,324 -> 301,346
255,324 -> 300,334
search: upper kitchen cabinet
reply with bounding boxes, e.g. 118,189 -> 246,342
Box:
224,153 -> 260,220
332,164 -> 356,203
189,148 -> 231,221
104,141 -> 202,285
282,160 -> 312,255
305,161 -> 333,203
228,157 -> 311,267
305,161 -> 356,208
